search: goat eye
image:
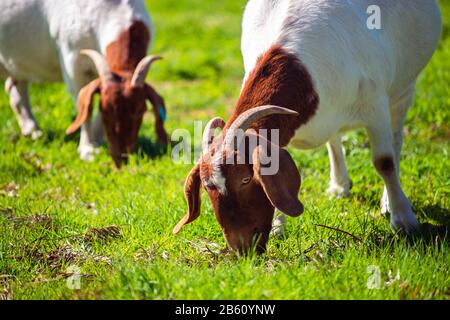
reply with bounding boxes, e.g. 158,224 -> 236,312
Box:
241,177 -> 251,185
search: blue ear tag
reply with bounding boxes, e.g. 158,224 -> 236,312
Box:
159,106 -> 167,122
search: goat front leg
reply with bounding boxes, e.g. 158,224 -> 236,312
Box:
78,121 -> 98,161
366,96 -> 419,233
381,85 -> 416,214
271,211 -> 286,238
327,135 -> 352,198
60,50 -> 99,161
5,78 -> 42,140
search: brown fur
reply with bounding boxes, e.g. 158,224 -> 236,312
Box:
106,21 -> 150,73
375,156 -> 395,175
226,45 -> 319,146
66,79 -> 101,135
173,164 -> 202,234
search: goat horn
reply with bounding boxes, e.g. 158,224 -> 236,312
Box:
202,117 -> 225,154
223,105 -> 298,150
131,55 -> 162,88
81,49 -> 114,83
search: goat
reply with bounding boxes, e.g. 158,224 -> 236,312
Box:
0,0 -> 168,167
174,0 -> 442,253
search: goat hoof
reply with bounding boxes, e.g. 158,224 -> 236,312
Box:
327,182 -> 351,198
78,145 -> 97,162
21,122 -> 41,140
381,201 -> 390,215
30,130 -> 43,140
391,212 -> 420,235
380,189 -> 390,215
270,226 -> 286,239
271,218 -> 286,239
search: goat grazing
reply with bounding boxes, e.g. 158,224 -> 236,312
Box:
174,0 -> 442,253
0,0 -> 168,167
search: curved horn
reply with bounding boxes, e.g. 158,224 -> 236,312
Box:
131,55 -> 162,88
224,105 -> 298,150
81,49 -> 114,83
202,117 -> 225,153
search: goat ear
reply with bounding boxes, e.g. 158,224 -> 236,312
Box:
173,164 -> 202,234
145,83 -> 168,145
66,78 -> 101,135
253,145 -> 304,217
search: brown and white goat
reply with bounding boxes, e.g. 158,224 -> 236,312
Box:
174,0 -> 442,253
0,0 -> 168,167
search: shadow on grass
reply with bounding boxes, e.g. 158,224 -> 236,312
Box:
42,130 -> 57,144
347,194 -> 450,248
415,203 -> 450,247
310,205 -> 450,255
62,130 -> 80,144
367,212 -> 449,251
416,203 -> 450,227
135,136 -> 168,160
63,133 -> 168,160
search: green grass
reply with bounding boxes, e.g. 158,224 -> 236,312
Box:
0,0 -> 449,300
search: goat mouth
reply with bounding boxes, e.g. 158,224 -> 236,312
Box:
224,231 -> 269,255
112,153 -> 130,168
233,242 -> 267,255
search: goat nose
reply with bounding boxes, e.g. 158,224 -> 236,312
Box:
234,242 -> 267,255
120,153 -> 129,163
112,157 -> 122,168
233,232 -> 269,255
112,153 -> 129,168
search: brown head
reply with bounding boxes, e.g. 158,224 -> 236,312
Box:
173,106 -> 304,254
66,50 -> 168,167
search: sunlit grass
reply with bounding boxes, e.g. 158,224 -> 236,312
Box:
0,0 -> 448,300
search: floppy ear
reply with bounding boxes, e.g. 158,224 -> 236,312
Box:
173,164 -> 202,234
253,145 -> 304,217
145,83 -> 168,145
66,78 -> 101,135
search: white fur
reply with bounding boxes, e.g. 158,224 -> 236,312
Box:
0,0 -> 153,160
327,135 -> 351,198
211,151 -> 227,195
271,211 -> 286,238
241,0 -> 441,233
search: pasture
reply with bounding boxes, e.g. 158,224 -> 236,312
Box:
0,0 -> 449,299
